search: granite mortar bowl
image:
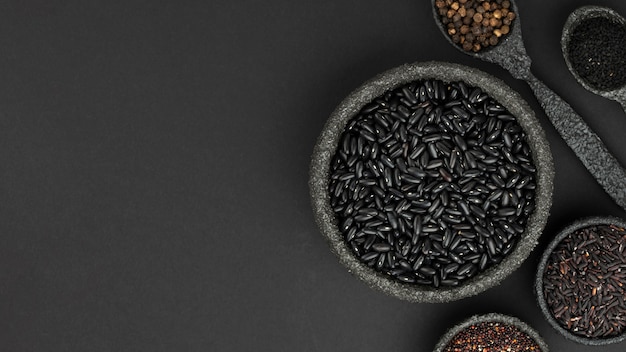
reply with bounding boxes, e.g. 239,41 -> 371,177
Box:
535,216 -> 626,345
310,61 -> 553,302
432,313 -> 549,352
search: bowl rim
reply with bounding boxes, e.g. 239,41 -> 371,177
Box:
432,313 -> 549,352
535,216 -> 626,345
309,61 -> 554,302
561,5 -> 626,98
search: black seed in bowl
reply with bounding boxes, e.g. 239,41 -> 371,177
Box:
327,79 -> 537,288
541,222 -> 626,340
567,16 -> 626,91
312,61 -> 553,303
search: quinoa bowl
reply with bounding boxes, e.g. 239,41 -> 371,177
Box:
433,313 -> 549,352
309,61 -> 553,302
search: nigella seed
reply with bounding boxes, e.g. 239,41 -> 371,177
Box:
329,79 -> 536,288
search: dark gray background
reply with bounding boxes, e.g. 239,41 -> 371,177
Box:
0,0 -> 625,351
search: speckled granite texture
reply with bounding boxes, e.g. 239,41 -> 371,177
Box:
432,313 -> 549,352
562,6 -> 626,107
309,61 -> 554,303
535,216 -> 626,346
432,0 -> 626,212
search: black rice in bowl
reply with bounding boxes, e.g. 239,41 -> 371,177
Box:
311,62 -> 553,302
536,217 -> 626,345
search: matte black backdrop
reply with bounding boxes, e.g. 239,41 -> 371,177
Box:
0,0 -> 625,351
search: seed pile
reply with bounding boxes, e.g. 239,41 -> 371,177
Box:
443,321 -> 542,351
328,79 -> 537,288
543,224 -> 626,339
435,0 -> 516,52
568,16 -> 626,91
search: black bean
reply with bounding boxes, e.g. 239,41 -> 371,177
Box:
373,243 -> 392,252
418,266 -> 436,277
457,263 -> 475,276
328,79 -> 537,288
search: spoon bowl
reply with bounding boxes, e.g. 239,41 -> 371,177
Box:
562,6 -> 626,110
430,0 -> 530,79
430,0 -> 626,213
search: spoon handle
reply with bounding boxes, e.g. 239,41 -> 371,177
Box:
526,73 -> 626,211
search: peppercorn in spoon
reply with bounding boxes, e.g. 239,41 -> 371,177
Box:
562,6 -> 626,111
431,0 -> 626,212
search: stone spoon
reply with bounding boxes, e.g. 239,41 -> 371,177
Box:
431,0 -> 626,211
562,6 -> 626,111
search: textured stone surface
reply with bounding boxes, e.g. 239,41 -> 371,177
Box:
309,61 -> 554,303
562,6 -> 626,106
432,0 -> 626,213
535,216 -> 626,346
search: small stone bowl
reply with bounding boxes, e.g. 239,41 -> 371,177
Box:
309,61 -> 554,302
432,313 -> 549,352
535,216 -> 626,345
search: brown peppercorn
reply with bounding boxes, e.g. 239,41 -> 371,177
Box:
436,0 -> 516,52
472,25 -> 482,36
489,35 -> 499,46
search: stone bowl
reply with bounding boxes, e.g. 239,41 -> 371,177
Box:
310,61 -> 553,302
